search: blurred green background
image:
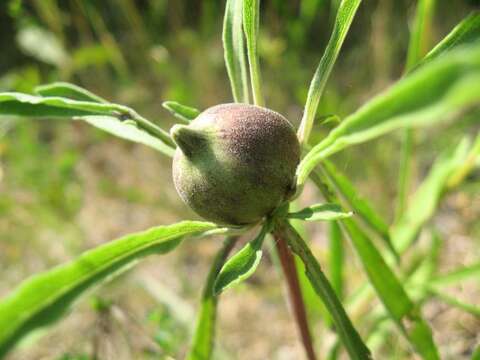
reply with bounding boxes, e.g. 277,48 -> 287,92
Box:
0,0 -> 479,359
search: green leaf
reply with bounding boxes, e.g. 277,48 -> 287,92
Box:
223,0 -> 250,103
0,92 -> 118,117
311,171 -> 440,359
277,220 -> 372,360
328,221 -> 344,299
287,203 -> 352,221
322,160 -> 398,260
162,101 -> 200,123
187,237 -> 237,360
34,82 -> 107,103
413,12 -> 480,71
399,0 -> 436,219
214,222 -> 271,294
0,221 -> 218,357
405,0 -> 436,72
431,262 -> 480,287
396,128 -> 415,221
297,0 -> 362,145
427,287 -> 480,317
391,138 -> 470,253
340,219 -> 439,359
243,0 -> 264,106
0,92 -> 175,154
447,132 -> 480,188
80,116 -> 175,157
364,231 -> 442,353
288,203 -> 329,321
472,344 -> 480,360
297,44 -> 480,185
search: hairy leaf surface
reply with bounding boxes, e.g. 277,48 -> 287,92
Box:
0,221 -> 218,357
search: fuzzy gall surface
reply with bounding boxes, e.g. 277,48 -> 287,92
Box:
171,103 -> 300,225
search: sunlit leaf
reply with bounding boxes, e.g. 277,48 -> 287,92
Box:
0,221 -> 218,357
277,220 -> 372,360
391,138 -> 470,253
447,132 -> 480,188
413,12 -> 480,71
80,116 -> 175,157
214,221 -> 271,294
35,82 -> 106,103
340,219 -> 439,359
297,0 -> 362,144
311,171 -> 439,359
187,237 -> 237,360
328,221 -> 344,299
0,92 -> 175,155
297,44 -> 480,185
431,262 -> 480,287
287,203 -> 352,221
243,0 -> 264,106
322,160 -> 397,260
405,0 -> 436,72
397,0 -> 436,220
427,287 -> 480,317
223,0 -> 249,103
0,92 -> 116,117
162,101 -> 200,123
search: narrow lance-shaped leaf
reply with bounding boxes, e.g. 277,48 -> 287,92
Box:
396,128 -> 414,220
162,101 -> 200,123
322,160 -> 398,260
80,115 -> 175,157
405,0 -> 436,72
397,0 -> 436,220
186,237 -> 238,360
287,203 -> 352,221
288,203 -> 330,321
214,221 -> 272,294
297,44 -> 480,185
412,11 -> 480,71
276,220 -> 372,360
243,0 -> 264,106
391,137 -> 470,253
328,221 -> 344,299
312,171 -> 440,359
430,262 -> 480,287
447,132 -> 480,188
35,82 -> 107,103
340,219 -> 439,359
297,0 -> 362,145
364,231 -> 442,353
0,221 -> 219,358
426,287 -> 480,317
223,0 -> 250,103
0,92 -> 120,117
0,92 -> 175,156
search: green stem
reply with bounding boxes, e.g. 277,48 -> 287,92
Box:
396,128 -> 414,220
275,220 -> 371,360
272,226 -> 317,360
187,236 -> 238,360
111,104 -> 176,148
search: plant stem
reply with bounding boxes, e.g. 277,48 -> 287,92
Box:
272,225 -> 317,360
187,236 -> 239,360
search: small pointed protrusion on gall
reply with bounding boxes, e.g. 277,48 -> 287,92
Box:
170,124 -> 207,158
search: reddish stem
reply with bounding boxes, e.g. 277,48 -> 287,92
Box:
273,227 -> 317,360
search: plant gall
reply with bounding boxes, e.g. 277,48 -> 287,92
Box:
171,103 -> 300,225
